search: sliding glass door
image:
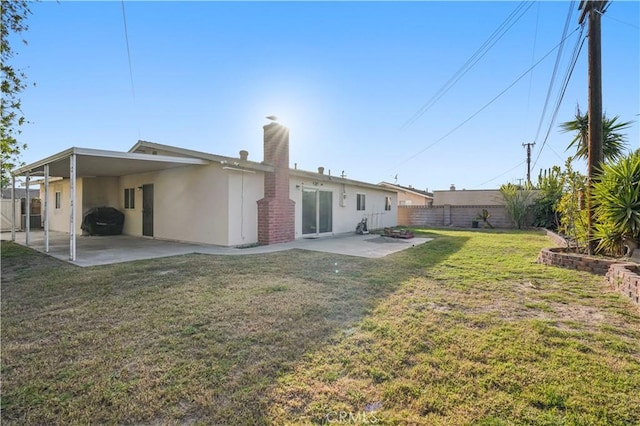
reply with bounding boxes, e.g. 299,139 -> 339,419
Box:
302,188 -> 332,236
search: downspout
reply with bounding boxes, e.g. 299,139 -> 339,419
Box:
11,175 -> 15,241
44,164 -> 49,252
69,154 -> 76,261
25,171 -> 30,246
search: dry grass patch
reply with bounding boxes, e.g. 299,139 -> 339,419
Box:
2,229 -> 640,425
2,244 -> 410,424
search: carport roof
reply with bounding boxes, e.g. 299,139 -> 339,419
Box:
11,147 -> 210,178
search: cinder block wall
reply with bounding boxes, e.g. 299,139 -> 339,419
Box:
398,205 -> 513,228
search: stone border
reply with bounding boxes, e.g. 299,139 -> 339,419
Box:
542,229 -> 568,248
537,246 -> 640,308
537,247 -> 616,275
606,263 -> 640,306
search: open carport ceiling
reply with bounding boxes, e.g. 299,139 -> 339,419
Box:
12,147 -> 210,178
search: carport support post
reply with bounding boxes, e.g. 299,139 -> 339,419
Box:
44,164 -> 49,252
25,171 -> 30,246
11,175 -> 15,241
69,154 -> 76,261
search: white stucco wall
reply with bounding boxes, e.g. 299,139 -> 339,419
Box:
41,178 -> 84,234
289,178 -> 397,238
35,163 -> 397,247
82,177 -> 120,215
227,170 -> 263,246
118,163 -> 231,245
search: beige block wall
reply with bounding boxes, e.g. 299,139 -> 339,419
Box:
433,189 -> 505,206
289,179 -> 397,237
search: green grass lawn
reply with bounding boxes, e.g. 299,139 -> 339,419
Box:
1,229 -> 639,425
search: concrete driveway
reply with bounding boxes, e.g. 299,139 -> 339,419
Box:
2,230 -> 432,267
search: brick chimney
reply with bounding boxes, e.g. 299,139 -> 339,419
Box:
257,122 -> 295,245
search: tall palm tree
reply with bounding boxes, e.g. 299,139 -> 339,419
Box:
560,105 -> 633,163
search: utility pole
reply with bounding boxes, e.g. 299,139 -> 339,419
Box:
579,0 -> 607,254
522,142 -> 535,187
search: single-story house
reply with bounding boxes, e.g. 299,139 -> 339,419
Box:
378,182 -> 433,206
10,121 -> 397,260
1,188 -> 40,199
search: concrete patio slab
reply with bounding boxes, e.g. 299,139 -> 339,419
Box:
2,230 -> 432,267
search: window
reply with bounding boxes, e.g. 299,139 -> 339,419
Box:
385,196 -> 392,211
55,191 -> 61,209
124,188 -> 135,209
356,193 -> 366,211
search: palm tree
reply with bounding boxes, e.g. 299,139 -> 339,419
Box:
560,105 -> 633,163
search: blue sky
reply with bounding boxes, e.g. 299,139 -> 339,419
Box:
12,1 -> 640,191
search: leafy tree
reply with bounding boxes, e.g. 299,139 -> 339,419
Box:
592,149 -> 640,256
532,166 -> 563,230
560,105 -> 632,163
500,183 -> 534,229
1,0 -> 32,187
555,159 -> 588,251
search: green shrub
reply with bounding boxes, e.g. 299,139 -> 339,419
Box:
555,159 -> 588,251
593,149 -> 640,255
532,166 -> 563,230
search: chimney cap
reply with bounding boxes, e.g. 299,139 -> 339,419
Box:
266,115 -> 278,122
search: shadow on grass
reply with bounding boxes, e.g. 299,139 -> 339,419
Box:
0,234 -> 468,425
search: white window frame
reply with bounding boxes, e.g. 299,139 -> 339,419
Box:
124,188 -> 135,209
356,193 -> 366,211
385,196 -> 392,211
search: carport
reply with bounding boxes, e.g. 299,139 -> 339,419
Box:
10,147 -> 209,261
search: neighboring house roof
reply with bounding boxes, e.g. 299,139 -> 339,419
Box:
378,182 -> 433,199
1,188 -> 40,199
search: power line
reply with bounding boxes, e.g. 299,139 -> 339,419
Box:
399,1 -> 535,131
525,1 -> 541,123
601,11 -> 640,29
121,1 -> 136,104
531,23 -> 586,171
474,161 -> 526,188
532,1 -> 576,146
387,26 -> 582,173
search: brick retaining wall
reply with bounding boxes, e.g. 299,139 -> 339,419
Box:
537,247 -> 617,275
538,247 -> 640,307
606,263 -> 640,307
